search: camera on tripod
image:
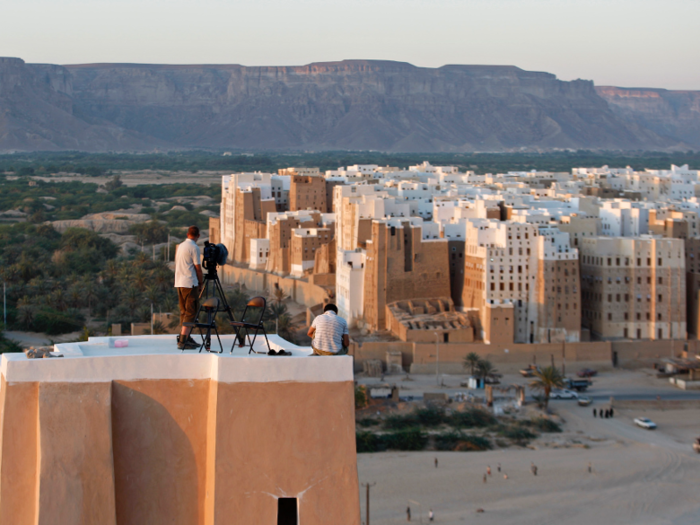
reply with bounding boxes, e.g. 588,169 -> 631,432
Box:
202,241 -> 229,273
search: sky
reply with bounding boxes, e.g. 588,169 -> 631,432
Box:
2,0 -> 699,90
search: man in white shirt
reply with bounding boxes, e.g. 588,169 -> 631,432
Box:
175,225 -> 203,350
307,303 -> 349,355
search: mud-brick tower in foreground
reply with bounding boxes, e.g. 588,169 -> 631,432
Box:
0,335 -> 360,525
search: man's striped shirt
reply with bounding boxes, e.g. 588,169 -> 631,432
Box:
311,311 -> 348,354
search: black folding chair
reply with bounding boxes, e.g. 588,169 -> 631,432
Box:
183,297 -> 223,353
229,296 -> 271,354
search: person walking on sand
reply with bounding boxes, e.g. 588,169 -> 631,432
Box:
610,407 -> 614,418
483,473 -> 487,483
588,462 -> 592,473
406,506 -> 411,522
429,508 -> 434,522
593,408 -> 597,417
487,465 -> 491,476
434,457 -> 438,468
497,463 -> 501,473
531,463 -> 538,476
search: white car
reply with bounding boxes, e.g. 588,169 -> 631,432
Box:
550,389 -> 578,400
634,417 -> 657,430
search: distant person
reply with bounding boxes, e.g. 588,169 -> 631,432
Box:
588,462 -> 592,473
497,463 -> 501,473
483,473 -> 487,483
307,303 -> 349,355
531,463 -> 538,476
175,225 -> 203,350
593,408 -> 597,418
610,407 -> 614,418
434,457 -> 438,468
429,508 -> 434,522
487,465 -> 491,476
406,506 -> 411,521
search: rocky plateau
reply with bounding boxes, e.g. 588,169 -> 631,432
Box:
0,57 -> 697,152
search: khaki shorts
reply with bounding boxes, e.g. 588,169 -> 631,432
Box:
177,287 -> 199,325
311,344 -> 348,356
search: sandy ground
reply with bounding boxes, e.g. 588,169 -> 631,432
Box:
357,395 -> 700,525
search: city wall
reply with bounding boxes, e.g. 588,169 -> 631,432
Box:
350,338 -> 698,374
221,264 -> 331,309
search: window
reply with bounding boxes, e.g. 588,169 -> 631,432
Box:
624,312 -> 628,320
608,258 -> 612,266
490,283 -> 495,291
658,258 -> 662,266
659,277 -> 663,285
658,328 -> 663,340
658,294 -> 662,302
278,498 -> 298,525
499,283 -> 504,291
608,313 -> 612,321
608,294 -> 612,302
658,313 -> 662,321
616,294 -> 620,302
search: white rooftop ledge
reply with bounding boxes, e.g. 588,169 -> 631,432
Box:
1,335 -> 352,384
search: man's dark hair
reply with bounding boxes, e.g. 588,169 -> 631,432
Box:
187,225 -> 200,238
323,303 -> 338,314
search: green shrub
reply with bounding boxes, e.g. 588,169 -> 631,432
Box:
357,418 -> 379,428
356,431 -> 381,453
449,408 -> 497,428
383,429 -> 428,451
531,417 -> 562,433
435,431 -> 491,452
355,386 -> 368,409
415,406 -> 446,427
499,426 -> 537,441
383,413 -> 419,430
33,308 -> 84,335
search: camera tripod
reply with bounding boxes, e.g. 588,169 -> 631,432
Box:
191,261 -> 235,353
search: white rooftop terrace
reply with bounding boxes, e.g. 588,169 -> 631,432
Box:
1,335 -> 352,384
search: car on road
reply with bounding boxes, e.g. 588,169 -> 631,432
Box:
577,368 -> 598,378
634,417 -> 657,430
550,389 -> 579,400
577,395 -> 592,406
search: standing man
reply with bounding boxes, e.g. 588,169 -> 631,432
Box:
307,303 -> 349,355
175,225 -> 203,350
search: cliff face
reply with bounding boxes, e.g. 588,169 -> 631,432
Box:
596,86 -> 700,149
0,58 -> 162,151
0,57 -> 690,152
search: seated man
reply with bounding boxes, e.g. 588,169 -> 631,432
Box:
307,303 -> 349,355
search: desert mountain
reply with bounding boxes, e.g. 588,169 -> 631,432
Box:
0,57 -> 696,152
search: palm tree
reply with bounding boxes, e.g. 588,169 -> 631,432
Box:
16,296 -> 37,329
132,269 -> 148,292
529,366 -> 565,409
476,359 -> 498,380
463,352 -> 481,376
268,287 -> 288,335
274,313 -> 297,343
81,277 -> 97,315
152,320 -> 168,335
122,287 -> 142,312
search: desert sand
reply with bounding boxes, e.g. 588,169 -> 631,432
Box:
357,401 -> 700,525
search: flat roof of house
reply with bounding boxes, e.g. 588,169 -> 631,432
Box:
1,335 -> 352,384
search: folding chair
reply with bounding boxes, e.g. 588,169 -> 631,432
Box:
183,297 -> 223,353
229,296 -> 271,354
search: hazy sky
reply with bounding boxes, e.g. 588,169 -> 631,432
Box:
3,0 -> 699,89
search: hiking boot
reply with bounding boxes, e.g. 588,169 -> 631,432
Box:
178,339 -> 200,350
